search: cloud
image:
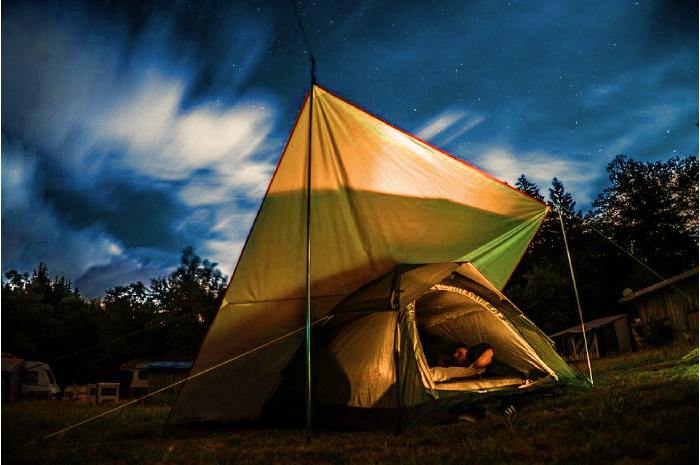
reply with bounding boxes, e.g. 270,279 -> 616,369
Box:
477,147 -> 599,205
1,141 -> 126,287
96,74 -> 278,183
416,109 -> 466,140
202,209 -> 259,276
1,142 -> 36,211
596,102 -> 690,158
439,115 -> 486,145
415,108 -> 485,147
1,4 -> 281,294
74,257 -> 165,298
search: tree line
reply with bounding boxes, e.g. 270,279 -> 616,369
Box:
2,247 -> 227,385
2,154 -> 697,386
505,154 -> 698,333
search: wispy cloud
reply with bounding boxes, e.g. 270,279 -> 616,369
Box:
415,108 -> 485,147
92,72 -> 281,276
96,73 -> 278,182
2,141 -> 126,283
477,147 -> 599,205
1,4 -> 281,293
440,115 -> 486,145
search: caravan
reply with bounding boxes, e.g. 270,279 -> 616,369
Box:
1,354 -> 61,401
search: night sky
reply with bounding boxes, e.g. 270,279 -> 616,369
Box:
2,0 -> 697,297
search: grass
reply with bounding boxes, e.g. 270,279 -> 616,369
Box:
2,344 -> 698,465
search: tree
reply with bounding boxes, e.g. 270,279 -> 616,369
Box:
1,247 -> 228,386
588,154 -> 698,285
147,247 -> 227,356
507,177 -> 584,332
508,155 -> 699,334
549,177 -> 576,214
2,265 -> 102,384
515,174 -> 544,201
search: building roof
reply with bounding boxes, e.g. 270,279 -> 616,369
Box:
1,353 -> 23,372
550,314 -> 628,338
120,358 -> 193,371
146,361 -> 193,370
618,268 -> 698,303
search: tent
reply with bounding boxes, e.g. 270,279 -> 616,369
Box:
167,85 -> 586,429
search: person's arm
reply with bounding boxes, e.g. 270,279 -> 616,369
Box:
472,348 -> 494,369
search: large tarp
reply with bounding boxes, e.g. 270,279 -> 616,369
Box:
168,85 -> 548,425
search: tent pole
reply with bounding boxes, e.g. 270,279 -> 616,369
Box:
291,0 -> 317,443
392,269 -> 403,434
556,203 -> 594,384
304,59 -> 316,444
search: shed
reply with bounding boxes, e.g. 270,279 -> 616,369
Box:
120,358 -> 193,400
550,314 -> 633,361
619,268 -> 699,342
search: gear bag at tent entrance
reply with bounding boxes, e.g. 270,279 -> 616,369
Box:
166,85 -> 588,429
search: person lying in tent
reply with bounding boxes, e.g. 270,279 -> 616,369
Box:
438,343 -> 494,370
430,343 -> 495,382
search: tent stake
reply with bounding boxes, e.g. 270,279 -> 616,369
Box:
556,203 -> 593,384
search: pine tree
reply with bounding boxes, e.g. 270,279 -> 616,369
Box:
549,177 -> 576,214
515,174 -> 544,201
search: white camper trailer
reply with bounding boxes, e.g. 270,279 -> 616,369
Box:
20,360 -> 61,399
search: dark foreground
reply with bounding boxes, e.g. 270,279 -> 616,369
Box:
2,345 -> 698,465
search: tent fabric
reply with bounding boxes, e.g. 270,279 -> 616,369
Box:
417,288 -> 553,376
168,85 -> 553,426
332,263 -> 461,314
429,365 -> 486,382
434,375 -> 525,389
430,272 -> 582,385
313,311 -> 397,408
401,302 -> 438,397
277,266 -> 582,430
170,263 -> 585,429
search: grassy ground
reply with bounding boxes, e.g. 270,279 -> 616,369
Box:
3,345 -> 698,465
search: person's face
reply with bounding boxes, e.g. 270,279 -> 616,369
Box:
453,347 -> 469,365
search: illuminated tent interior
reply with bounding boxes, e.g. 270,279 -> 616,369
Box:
167,85 -> 586,430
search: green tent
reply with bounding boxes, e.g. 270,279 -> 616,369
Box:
167,85 -> 586,429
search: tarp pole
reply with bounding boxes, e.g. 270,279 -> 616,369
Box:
556,203 -> 594,384
304,59 -> 316,444
392,269 -> 403,434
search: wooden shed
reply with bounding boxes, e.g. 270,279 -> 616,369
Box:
619,268 -> 699,342
120,358 -> 193,401
550,314 -> 633,361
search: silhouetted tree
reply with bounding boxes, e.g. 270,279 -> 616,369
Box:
1,247 -> 227,386
508,155 -> 699,333
588,154 -> 698,286
507,177 -> 582,332
149,247 -> 227,356
515,174 -> 544,201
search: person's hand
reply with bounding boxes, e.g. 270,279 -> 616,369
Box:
473,348 -> 494,369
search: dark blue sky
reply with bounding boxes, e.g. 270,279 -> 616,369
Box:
2,0 -> 697,297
